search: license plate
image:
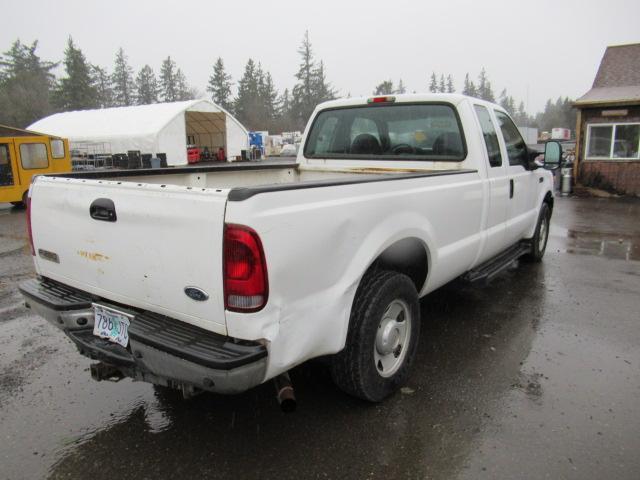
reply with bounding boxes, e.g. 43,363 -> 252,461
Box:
92,304 -> 132,348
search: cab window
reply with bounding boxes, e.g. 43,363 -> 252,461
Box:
474,105 -> 502,167
312,116 -> 339,155
304,103 -> 465,160
494,110 -> 527,166
51,139 -> 65,159
20,143 -> 49,169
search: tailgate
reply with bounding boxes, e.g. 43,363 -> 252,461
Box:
30,177 -> 229,335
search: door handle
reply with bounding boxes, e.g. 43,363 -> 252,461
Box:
509,179 -> 514,199
90,198 -> 117,222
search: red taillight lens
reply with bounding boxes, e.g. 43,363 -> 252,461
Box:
223,224 -> 268,312
367,96 -> 396,104
26,193 -> 35,256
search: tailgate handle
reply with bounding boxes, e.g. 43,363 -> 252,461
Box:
90,198 -> 117,222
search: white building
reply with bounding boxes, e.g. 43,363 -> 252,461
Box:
28,100 -> 249,166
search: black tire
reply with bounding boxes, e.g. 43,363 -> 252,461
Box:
11,191 -> 27,208
331,270 -> 420,402
525,202 -> 551,262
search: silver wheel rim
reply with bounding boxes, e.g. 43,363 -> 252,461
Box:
374,299 -> 411,378
538,214 -> 549,252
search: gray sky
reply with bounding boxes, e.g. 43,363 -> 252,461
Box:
2,0 -> 639,113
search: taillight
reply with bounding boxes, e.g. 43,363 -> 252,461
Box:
367,96 -> 396,104
223,224 -> 268,312
26,192 -> 35,256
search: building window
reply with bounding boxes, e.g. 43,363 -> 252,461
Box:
20,143 -> 49,169
586,123 -> 640,160
51,139 -> 65,159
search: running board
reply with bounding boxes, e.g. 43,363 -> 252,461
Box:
462,242 -> 531,284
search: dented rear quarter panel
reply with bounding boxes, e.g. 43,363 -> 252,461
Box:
224,168 -> 485,380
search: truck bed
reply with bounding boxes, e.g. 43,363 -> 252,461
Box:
51,161 -> 475,202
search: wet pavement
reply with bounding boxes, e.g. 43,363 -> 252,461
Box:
1,196 -> 639,480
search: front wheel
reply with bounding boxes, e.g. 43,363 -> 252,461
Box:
525,202 -> 551,262
331,270 -> 420,402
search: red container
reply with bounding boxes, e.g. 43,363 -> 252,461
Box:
187,147 -> 200,164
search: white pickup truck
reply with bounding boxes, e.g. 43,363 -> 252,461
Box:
20,94 -> 563,405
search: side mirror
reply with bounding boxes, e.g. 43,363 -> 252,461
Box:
543,141 -> 563,170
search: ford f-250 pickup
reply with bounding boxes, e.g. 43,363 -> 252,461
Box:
20,94 -> 563,406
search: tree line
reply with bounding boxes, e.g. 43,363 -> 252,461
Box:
0,33 -> 576,135
422,68 -> 575,132
208,31 -> 335,132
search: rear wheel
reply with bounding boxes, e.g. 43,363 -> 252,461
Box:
526,202 -> 551,262
331,270 -> 420,402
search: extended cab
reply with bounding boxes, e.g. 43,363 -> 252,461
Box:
20,94 -> 561,403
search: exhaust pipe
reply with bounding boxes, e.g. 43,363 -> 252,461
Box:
90,362 -> 124,382
274,372 -> 296,413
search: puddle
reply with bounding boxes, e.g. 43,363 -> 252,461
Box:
551,227 -> 640,261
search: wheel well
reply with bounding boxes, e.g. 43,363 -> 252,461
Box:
369,238 -> 429,293
544,191 -> 554,211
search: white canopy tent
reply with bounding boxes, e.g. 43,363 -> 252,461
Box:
28,100 -> 249,165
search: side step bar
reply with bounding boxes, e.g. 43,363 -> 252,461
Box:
462,242 -> 531,284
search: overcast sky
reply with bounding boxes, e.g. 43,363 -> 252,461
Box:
2,0 -> 639,113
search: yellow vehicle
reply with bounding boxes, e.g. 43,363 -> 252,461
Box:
0,125 -> 71,206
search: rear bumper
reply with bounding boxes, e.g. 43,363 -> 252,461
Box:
19,278 -> 268,394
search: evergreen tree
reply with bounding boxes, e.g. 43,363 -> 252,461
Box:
277,88 -> 293,131
234,58 -> 260,128
111,47 -> 134,106
291,31 -> 315,128
260,71 -> 279,130
91,65 -> 114,108
54,37 -> 97,111
159,56 -> 178,102
477,68 -> 494,102
291,31 -> 335,129
498,88 -> 515,114
0,39 -> 56,127
462,73 -> 477,97
439,74 -> 446,93
373,80 -> 394,95
534,97 -> 576,132
312,60 -> 335,103
207,57 -> 233,111
135,65 -> 158,104
446,75 -> 455,93
396,79 -> 406,94
516,101 -> 528,125
429,72 -> 438,93
175,68 -> 192,100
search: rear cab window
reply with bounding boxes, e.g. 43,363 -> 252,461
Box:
304,103 -> 466,161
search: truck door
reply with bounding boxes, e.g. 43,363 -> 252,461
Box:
473,105 -> 509,260
493,110 -> 537,245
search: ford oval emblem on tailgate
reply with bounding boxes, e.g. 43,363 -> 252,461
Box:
184,287 -> 209,302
